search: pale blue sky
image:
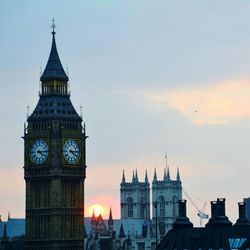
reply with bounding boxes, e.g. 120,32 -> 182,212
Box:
1,0 -> 250,225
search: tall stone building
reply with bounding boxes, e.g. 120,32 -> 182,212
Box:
120,170 -> 150,220
152,166 -> 182,235
120,157 -> 182,238
23,26 -> 86,249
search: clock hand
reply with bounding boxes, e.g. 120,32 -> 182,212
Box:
37,150 -> 43,156
69,149 -> 79,156
37,150 -> 48,156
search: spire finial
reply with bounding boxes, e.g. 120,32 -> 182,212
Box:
51,19 -> 56,35
79,104 -> 83,119
40,21 -> 69,82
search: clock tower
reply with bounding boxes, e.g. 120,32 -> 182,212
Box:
24,26 -> 86,249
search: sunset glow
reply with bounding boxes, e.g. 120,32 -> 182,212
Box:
89,204 -> 105,217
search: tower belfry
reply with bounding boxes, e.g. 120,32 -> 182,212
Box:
152,156 -> 182,235
24,24 -> 86,249
120,170 -> 150,219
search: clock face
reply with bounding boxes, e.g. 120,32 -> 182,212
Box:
63,139 -> 80,164
30,139 -> 49,165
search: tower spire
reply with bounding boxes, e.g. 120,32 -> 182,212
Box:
176,167 -> 180,181
135,169 -> 139,182
108,207 -> 114,232
164,167 -> 167,180
122,169 -> 126,184
108,207 -> 113,221
145,169 -> 149,183
132,170 -> 135,182
51,18 -> 56,36
40,20 -> 69,82
153,168 -> 157,182
118,223 -> 125,238
164,153 -> 170,180
91,209 -> 96,224
167,167 -> 170,180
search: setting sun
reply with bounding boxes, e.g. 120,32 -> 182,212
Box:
89,204 -> 105,217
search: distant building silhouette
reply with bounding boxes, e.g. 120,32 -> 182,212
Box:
0,215 -> 25,250
0,159 -> 182,250
158,199 -> 250,250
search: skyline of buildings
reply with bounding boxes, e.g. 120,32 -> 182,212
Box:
1,1 -> 250,227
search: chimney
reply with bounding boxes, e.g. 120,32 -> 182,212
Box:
234,202 -> 250,227
205,201 -> 217,228
206,198 -> 232,228
179,199 -> 187,217
239,202 -> 245,219
173,200 -> 193,229
217,198 -> 226,216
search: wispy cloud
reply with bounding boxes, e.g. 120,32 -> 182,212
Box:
128,79 -> 250,125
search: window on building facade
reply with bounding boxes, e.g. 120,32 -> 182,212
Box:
127,197 -> 133,217
229,238 -> 247,249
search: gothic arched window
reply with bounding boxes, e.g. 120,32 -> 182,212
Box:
127,197 -> 133,217
159,196 -> 165,217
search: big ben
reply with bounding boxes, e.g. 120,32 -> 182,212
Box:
23,24 -> 86,249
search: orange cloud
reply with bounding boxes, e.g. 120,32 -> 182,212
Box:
135,79 -> 250,125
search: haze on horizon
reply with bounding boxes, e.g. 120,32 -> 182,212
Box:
0,0 -> 250,226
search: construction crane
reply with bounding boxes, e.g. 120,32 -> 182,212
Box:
183,188 -> 209,227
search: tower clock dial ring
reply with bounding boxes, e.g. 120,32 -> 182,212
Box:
63,139 -> 80,164
30,139 -> 49,165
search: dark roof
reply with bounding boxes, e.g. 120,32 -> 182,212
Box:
158,228 -> 203,250
40,32 -> 69,82
158,226 -> 250,250
28,95 -> 82,122
0,219 -> 25,238
158,199 -> 250,250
